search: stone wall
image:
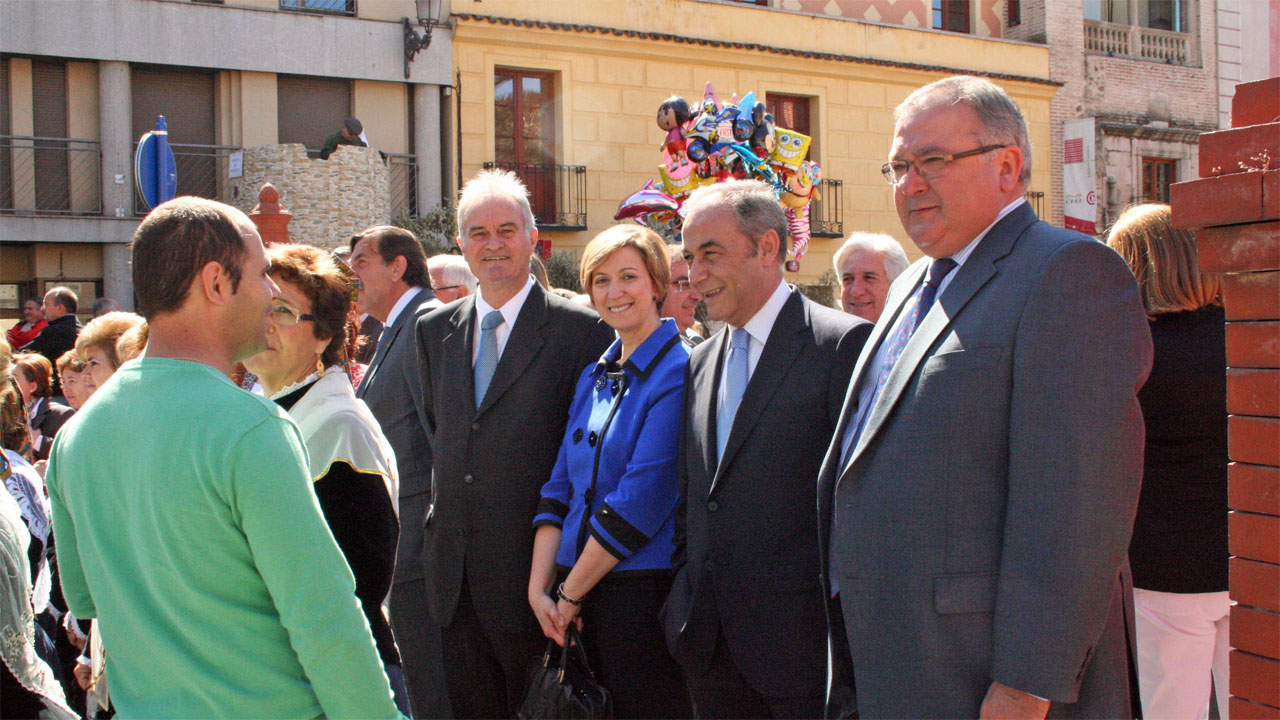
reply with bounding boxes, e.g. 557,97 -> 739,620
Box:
229,143 -> 390,248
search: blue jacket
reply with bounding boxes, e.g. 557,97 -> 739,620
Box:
534,318 -> 689,573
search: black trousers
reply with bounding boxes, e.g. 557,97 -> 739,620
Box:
570,572 -> 692,719
685,627 -> 825,720
440,580 -> 545,719
389,578 -> 451,719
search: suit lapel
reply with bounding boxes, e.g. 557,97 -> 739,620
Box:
692,328 -> 728,485
710,292 -> 806,495
842,204 -> 1037,477
476,284 -> 549,417
440,295 -> 479,417
356,288 -> 430,397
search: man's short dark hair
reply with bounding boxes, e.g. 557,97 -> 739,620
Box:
45,286 -> 79,314
349,225 -> 429,288
344,117 -> 363,135
131,197 -> 247,320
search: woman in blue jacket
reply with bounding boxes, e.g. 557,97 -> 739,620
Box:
528,224 -> 691,718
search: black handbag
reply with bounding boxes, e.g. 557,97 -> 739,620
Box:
517,624 -> 613,719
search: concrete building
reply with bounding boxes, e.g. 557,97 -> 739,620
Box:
449,0 -> 1058,283
1215,0 -> 1280,129
1,0 -> 451,324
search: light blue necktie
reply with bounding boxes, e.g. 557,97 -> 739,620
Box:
716,328 -> 750,462
473,310 -> 504,408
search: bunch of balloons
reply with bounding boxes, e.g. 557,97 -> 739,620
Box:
614,81 -> 821,261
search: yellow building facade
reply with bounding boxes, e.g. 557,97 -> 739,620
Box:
451,0 -> 1057,285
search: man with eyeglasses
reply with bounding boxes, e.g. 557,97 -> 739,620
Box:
427,253 -> 478,304
659,243 -> 704,346
819,76 -> 1152,718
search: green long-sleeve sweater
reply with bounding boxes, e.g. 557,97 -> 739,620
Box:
47,358 -> 401,719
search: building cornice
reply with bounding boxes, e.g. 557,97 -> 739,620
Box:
453,13 -> 1063,88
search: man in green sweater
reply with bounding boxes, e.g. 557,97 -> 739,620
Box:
46,197 -> 403,719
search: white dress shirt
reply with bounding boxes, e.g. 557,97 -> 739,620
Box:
472,275 -> 536,366
383,286 -> 421,329
717,279 -> 792,417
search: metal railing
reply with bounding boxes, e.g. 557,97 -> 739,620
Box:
1026,190 -> 1046,218
132,142 -> 241,215
279,0 -> 355,15
483,161 -> 588,230
387,153 -> 417,218
809,179 -> 844,238
0,135 -> 102,216
1084,19 -> 1192,64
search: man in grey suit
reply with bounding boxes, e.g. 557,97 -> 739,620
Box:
414,170 -> 614,718
662,181 -> 871,719
349,225 -> 448,719
819,76 -> 1152,718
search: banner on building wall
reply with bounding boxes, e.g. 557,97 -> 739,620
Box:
1062,118 -> 1097,235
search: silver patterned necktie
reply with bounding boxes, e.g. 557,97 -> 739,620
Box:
473,310 -> 504,408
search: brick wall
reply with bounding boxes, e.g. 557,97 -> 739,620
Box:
1170,76 -> 1280,720
229,143 -> 391,248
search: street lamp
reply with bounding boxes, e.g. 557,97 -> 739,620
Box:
403,0 -> 441,80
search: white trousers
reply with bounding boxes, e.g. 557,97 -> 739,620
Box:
1134,588 -> 1231,720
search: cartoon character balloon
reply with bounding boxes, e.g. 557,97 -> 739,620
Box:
617,82 -> 822,262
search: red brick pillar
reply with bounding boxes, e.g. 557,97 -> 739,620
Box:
1171,77 -> 1280,719
249,182 -> 292,246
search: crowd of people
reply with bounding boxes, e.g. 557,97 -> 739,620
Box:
0,75 -> 1229,720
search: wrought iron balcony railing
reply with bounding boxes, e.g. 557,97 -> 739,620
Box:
1084,19 -> 1192,64
1025,190 -> 1046,218
387,153 -> 418,218
809,179 -> 844,238
280,0 -> 355,16
0,135 -> 102,216
132,142 -> 241,215
483,162 -> 588,230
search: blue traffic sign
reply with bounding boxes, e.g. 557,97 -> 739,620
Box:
135,115 -> 178,211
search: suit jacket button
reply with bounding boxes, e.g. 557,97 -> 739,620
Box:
463,474 -> 474,484
588,431 -> 598,447
471,422 -> 480,431
707,500 -> 718,512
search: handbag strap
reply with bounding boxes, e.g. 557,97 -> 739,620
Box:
558,624 -> 599,683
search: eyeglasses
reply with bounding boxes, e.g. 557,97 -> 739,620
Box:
434,285 -> 461,292
881,144 -> 1009,185
670,279 -> 693,294
269,303 -> 316,326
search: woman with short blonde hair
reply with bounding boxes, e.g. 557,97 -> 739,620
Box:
529,223 -> 691,718
75,312 -> 144,394
1106,203 -> 1228,719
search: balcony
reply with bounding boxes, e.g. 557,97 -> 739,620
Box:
1084,19 -> 1193,64
132,143 -> 241,216
0,135 -> 102,216
387,153 -> 418,218
279,0 -> 355,16
482,162 -> 588,230
809,179 -> 844,238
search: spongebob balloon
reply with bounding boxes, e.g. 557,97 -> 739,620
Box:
623,83 -> 823,250
770,127 -> 811,172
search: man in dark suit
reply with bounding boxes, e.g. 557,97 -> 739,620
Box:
22,286 -> 82,397
349,225 -> 447,719
414,170 -> 614,718
662,180 -> 871,719
819,76 -> 1152,719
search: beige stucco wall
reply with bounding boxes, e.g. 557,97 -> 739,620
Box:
354,80 -> 411,154
453,1 -> 1055,282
